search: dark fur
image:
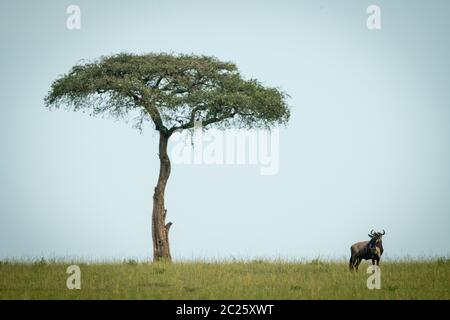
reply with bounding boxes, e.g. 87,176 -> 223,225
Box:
349,230 -> 384,271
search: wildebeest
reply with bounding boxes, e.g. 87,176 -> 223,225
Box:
349,230 -> 385,271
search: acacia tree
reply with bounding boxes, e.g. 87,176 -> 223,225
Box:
45,53 -> 290,261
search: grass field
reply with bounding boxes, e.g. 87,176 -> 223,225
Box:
0,258 -> 449,299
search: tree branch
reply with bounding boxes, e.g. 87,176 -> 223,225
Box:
154,76 -> 164,89
145,104 -> 168,134
168,105 -> 202,134
130,91 -> 168,134
202,112 -> 237,127
168,109 -> 237,135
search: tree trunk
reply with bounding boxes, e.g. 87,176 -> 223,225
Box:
152,132 -> 172,261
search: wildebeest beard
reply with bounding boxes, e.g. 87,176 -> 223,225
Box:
368,238 -> 378,254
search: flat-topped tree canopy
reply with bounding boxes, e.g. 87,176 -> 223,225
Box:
45,53 -> 290,136
45,52 -> 291,261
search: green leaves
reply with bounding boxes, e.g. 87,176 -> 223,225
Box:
45,53 -> 290,134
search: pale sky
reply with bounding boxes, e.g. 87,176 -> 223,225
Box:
1,0 -> 449,261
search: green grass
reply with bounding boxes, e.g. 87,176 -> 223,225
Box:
0,259 -> 449,299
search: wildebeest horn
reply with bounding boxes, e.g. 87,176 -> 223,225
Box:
370,229 -> 374,235
381,229 -> 385,235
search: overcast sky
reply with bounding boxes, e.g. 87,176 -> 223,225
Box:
1,0 -> 449,261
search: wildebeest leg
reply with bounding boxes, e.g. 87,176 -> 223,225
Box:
355,258 -> 361,271
349,256 -> 354,270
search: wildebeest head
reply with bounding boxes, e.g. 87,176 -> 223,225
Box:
368,229 -> 385,254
